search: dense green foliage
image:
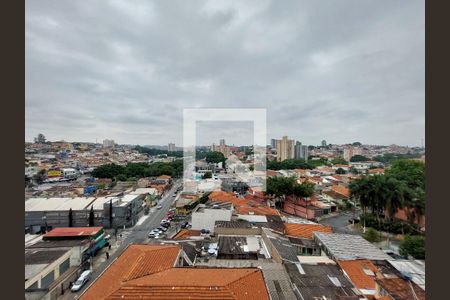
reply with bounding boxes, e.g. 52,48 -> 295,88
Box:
331,158 -> 348,165
350,159 -> 425,229
360,214 -> 420,235
400,235 -> 425,259
335,168 -> 347,174
266,176 -> 315,206
134,145 -> 183,157
202,172 -> 212,179
33,169 -> 47,184
92,160 -> 183,180
374,153 -> 423,165
363,228 -> 379,243
205,151 -> 226,164
350,155 -> 370,162
307,158 -> 329,168
267,159 -> 312,170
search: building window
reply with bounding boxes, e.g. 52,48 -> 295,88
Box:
41,270 -> 55,289
59,258 -> 70,275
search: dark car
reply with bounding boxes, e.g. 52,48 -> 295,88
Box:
181,221 -> 189,229
348,217 -> 360,224
161,222 -> 170,228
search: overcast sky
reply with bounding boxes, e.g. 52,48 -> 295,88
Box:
26,0 -> 424,147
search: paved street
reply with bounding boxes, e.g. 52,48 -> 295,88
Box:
64,179 -> 182,300
319,209 -> 361,234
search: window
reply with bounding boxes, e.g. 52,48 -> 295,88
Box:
41,270 -> 54,289
59,258 -> 70,275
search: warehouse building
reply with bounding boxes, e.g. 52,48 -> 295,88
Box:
25,193 -> 145,233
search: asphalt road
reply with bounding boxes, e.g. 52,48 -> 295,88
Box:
69,179 -> 182,299
319,209 -> 362,234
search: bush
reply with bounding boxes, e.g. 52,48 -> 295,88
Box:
363,227 -> 379,243
400,235 -> 425,259
359,214 -> 420,235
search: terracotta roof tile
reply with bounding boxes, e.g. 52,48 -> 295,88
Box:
81,245 -> 180,300
173,229 -> 202,240
112,268 -> 269,300
284,223 -> 332,238
236,205 -> 280,216
43,227 -> 102,238
331,185 -> 350,198
337,259 -> 378,291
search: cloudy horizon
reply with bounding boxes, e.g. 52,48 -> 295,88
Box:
26,0 -> 424,147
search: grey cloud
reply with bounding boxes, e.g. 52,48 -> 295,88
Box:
26,0 -> 424,146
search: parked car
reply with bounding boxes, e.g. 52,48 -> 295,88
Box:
157,226 -> 168,232
181,221 -> 190,229
161,222 -> 170,228
157,205 -> 163,209
71,270 -> 91,292
348,217 -> 360,224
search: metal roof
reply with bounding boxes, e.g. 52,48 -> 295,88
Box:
388,259 -> 425,290
25,197 -> 97,211
314,232 -> 391,261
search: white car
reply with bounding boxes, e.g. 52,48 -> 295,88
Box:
71,270 -> 91,292
157,205 -> 163,209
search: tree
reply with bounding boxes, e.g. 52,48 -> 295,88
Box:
116,174 -> 128,181
336,168 -> 346,174
202,172 -> 212,179
266,176 -> 314,208
33,169 -> 46,184
350,155 -> 370,162
331,158 -> 348,165
352,142 -> 362,146
205,151 -> 226,164
68,208 -> 73,227
89,206 -> 95,227
399,235 -> 425,259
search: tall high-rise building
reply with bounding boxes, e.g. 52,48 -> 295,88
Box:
276,136 -> 295,161
343,146 -> 362,161
103,139 -> 115,148
220,139 -> 226,147
168,143 -> 176,152
294,141 -> 309,161
270,139 -> 277,148
321,140 -> 327,147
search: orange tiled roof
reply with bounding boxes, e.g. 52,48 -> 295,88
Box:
331,185 -> 350,198
81,244 -> 180,300
209,191 -> 239,202
173,229 -> 201,240
109,268 -> 269,300
284,223 -> 332,238
337,259 -> 378,291
236,205 -> 280,216
81,244 -> 269,300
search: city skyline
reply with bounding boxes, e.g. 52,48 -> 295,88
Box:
26,1 -> 424,147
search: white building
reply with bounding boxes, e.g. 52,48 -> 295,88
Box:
103,139 -> 115,148
191,203 -> 232,233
